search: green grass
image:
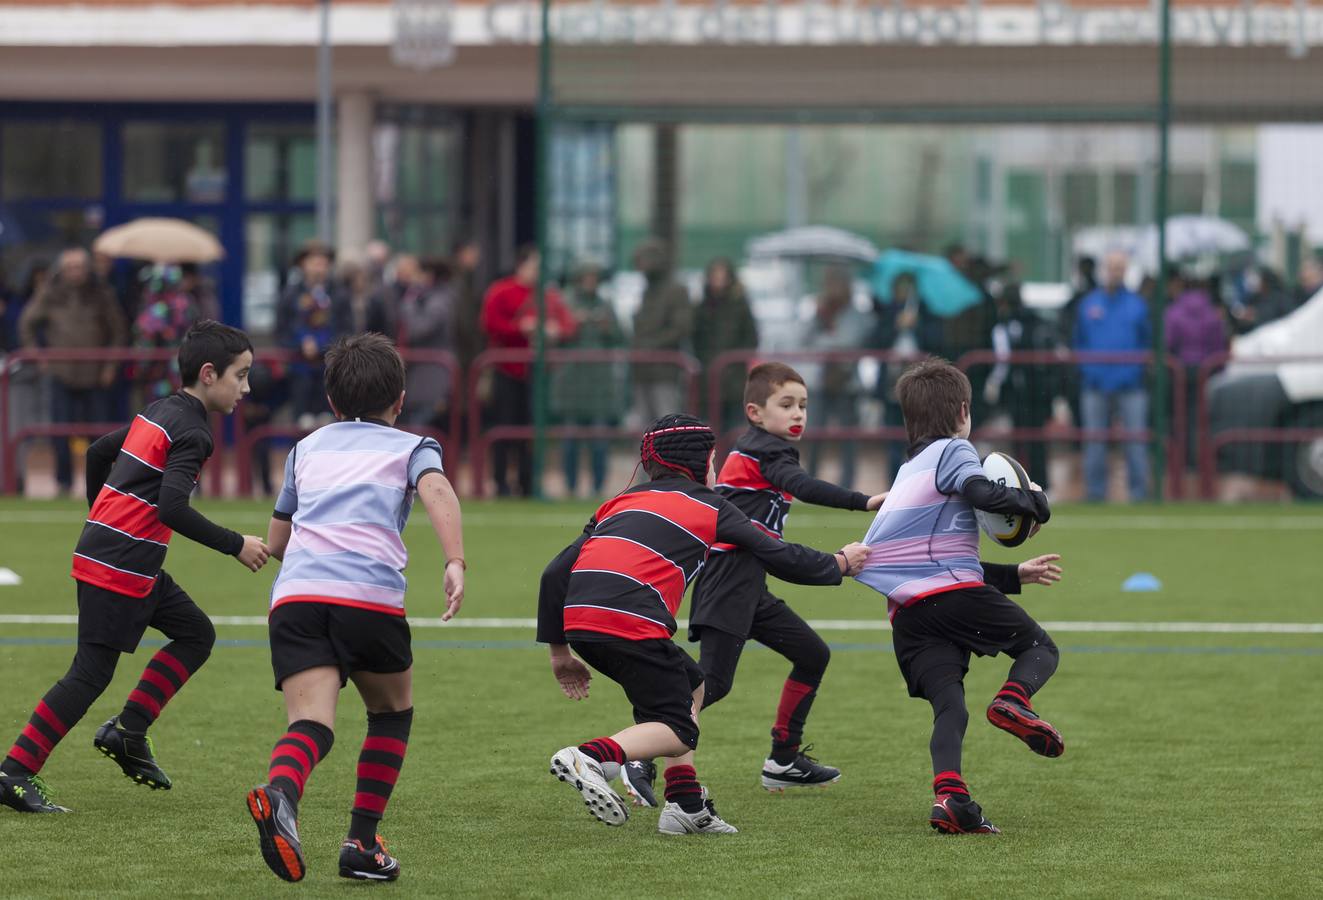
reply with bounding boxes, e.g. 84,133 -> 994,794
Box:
1,499 -> 1321,898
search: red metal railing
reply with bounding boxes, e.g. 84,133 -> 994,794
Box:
954,349 -> 1187,499
704,349 -> 912,460
465,348 -> 701,497
1,348 -> 224,497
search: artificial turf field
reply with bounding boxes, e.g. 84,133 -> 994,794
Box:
1,498 -> 1321,898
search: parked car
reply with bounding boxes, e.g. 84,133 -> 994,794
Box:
1208,287 -> 1323,498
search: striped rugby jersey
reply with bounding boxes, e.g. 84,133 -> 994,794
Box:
854,438 -> 986,621
269,419 -> 444,616
707,426 -> 869,552
536,474 -> 844,643
72,392 -> 222,597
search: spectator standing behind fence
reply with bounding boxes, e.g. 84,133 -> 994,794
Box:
340,260 -> 393,336
450,236 -> 486,379
1073,249 -> 1151,502
6,260 -> 50,494
276,241 -> 350,430
480,244 -> 577,497
804,265 -> 867,489
985,282 -> 1056,491
630,238 -> 692,425
19,248 -> 128,496
1295,254 -> 1323,306
552,262 -> 627,497
398,257 -> 455,429
131,265 -> 203,402
693,257 -> 758,432
870,272 -> 928,480
1165,273 -> 1228,468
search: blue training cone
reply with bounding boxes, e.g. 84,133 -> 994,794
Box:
1122,572 -> 1162,592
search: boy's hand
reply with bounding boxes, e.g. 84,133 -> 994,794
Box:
236,535 -> 271,572
865,491 -> 889,511
551,650 -> 592,700
838,542 -> 870,577
1018,554 -> 1062,586
442,559 -> 465,621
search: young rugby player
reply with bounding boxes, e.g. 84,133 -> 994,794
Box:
855,358 -> 1062,835
1,321 -> 269,814
537,414 -> 869,835
245,333 -> 465,882
652,363 -> 888,801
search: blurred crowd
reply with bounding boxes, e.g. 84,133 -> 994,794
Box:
3,232 -> 1321,500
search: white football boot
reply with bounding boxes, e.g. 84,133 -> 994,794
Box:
549,746 -> 629,826
657,787 -> 738,835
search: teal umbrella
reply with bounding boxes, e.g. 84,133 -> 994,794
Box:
871,249 -> 983,318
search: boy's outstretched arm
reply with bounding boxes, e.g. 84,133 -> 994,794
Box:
536,520 -> 594,700
980,554 -> 1063,595
715,500 -> 867,583
85,425 -> 129,507
760,449 -> 873,511
417,470 -> 466,621
156,430 -> 269,571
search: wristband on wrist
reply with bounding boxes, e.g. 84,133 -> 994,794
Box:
447,557 -> 467,570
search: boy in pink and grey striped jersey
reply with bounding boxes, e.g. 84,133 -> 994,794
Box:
854,359 -> 1063,835
245,333 -> 465,883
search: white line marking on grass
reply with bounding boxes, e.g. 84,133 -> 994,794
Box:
2,614 -> 1321,634
4,510 -> 1323,530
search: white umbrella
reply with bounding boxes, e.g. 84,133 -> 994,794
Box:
94,217 -> 225,263
1074,217 -> 1250,272
1144,215 -> 1251,265
746,226 -> 879,263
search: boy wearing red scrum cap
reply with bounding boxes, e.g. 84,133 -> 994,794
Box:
537,414 -> 869,835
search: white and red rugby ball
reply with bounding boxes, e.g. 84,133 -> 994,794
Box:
976,451 -> 1036,548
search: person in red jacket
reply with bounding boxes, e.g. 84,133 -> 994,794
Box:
478,244 -> 576,496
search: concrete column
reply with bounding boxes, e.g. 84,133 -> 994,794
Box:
336,90 -> 374,262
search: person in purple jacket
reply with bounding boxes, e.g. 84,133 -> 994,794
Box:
1165,273 -> 1229,468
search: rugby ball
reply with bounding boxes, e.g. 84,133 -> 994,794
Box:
976,451 -> 1036,548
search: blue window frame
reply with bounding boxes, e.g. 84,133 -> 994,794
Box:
0,101 -> 316,328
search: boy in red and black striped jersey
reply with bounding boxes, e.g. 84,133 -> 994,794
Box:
687,363 -> 886,794
537,414 -> 869,835
1,321 -> 270,815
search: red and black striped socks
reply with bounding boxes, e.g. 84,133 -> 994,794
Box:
663,764 -> 704,813
995,680 -> 1034,709
119,645 -> 208,733
577,737 -> 625,768
770,678 -> 818,764
1,700 -> 70,777
933,771 -> 970,799
268,719 -> 335,808
348,708 -> 413,846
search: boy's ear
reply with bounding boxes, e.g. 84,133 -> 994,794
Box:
745,402 -> 761,423
326,395 -> 341,419
197,361 -> 217,386
394,390 -> 405,416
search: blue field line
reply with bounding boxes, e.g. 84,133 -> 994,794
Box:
0,636 -> 1320,656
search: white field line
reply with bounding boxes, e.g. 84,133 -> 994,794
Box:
2,510 -> 1323,530
1,614 -> 1320,635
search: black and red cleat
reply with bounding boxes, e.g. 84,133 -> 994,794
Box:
246,784 -> 306,882
929,794 -> 1001,835
986,697 -> 1064,758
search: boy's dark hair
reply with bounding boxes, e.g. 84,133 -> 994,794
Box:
324,332 -> 406,419
178,320 -> 253,386
640,414 -> 715,482
895,358 -> 971,448
744,362 -> 806,410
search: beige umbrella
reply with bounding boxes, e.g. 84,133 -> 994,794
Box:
93,217 -> 225,263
